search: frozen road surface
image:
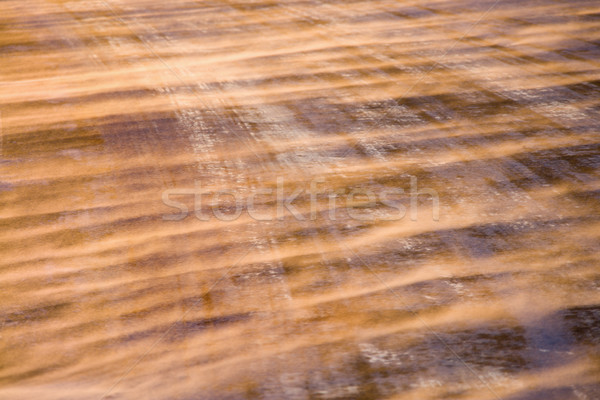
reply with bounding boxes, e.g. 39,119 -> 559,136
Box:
1,0 -> 600,399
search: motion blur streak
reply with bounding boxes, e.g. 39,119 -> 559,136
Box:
1,0 -> 599,399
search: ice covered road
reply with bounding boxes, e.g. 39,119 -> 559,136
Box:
1,0 -> 600,399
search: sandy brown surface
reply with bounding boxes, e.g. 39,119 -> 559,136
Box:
1,0 -> 600,399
